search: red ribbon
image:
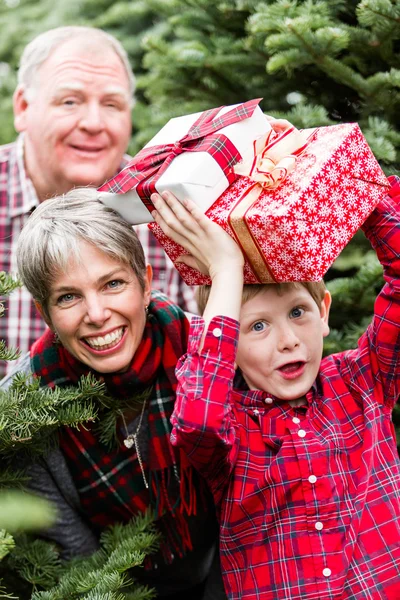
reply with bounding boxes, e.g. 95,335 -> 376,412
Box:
98,98 -> 263,214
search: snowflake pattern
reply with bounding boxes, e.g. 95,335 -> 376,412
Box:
306,235 -> 321,252
295,220 -> 309,235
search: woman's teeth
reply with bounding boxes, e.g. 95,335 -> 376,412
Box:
85,328 -> 124,349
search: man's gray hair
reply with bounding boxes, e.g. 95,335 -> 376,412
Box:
18,26 -> 135,103
17,188 -> 146,320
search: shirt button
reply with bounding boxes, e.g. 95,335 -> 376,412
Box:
253,409 -> 260,416
308,475 -> 317,484
212,327 -> 222,338
298,429 -> 306,438
264,397 -> 273,404
292,417 -> 300,424
315,521 -> 324,531
322,568 -> 331,577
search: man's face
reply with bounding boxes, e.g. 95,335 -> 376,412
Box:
236,285 -> 331,401
14,38 -> 132,199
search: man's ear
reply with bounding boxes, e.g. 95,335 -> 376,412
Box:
34,301 -> 53,330
13,85 -> 29,133
320,290 -> 332,338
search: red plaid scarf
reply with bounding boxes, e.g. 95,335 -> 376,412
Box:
30,292 -> 197,559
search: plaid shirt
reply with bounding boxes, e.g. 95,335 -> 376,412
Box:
0,137 -> 198,378
171,179 -> 400,599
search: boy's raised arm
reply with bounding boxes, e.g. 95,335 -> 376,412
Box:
350,175 -> 400,408
151,191 -> 244,491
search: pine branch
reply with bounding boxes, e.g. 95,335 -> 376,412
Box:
100,511 -> 157,550
0,584 -> 18,599
0,530 -> 15,562
0,272 -> 22,298
0,341 -> 20,363
0,270 -> 21,364
27,512 -> 159,600
0,374 -> 104,460
0,466 -> 32,489
81,593 -> 126,600
357,0 -> 400,36
7,537 -> 60,590
123,588 -> 156,600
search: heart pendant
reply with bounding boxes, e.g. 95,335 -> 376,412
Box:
124,437 -> 134,449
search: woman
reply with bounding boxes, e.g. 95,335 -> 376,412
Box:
2,188 -> 224,599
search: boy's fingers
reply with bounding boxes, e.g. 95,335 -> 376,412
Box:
152,209 -> 199,256
153,192 -> 210,234
151,194 -> 187,233
176,254 -> 209,275
151,192 -> 193,230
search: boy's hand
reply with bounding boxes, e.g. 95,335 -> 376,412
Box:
151,191 -> 244,281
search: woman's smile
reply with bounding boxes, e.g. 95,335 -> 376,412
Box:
82,326 -> 127,352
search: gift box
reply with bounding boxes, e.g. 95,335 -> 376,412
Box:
98,98 -> 272,224
148,122 -> 390,284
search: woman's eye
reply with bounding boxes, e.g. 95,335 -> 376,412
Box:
251,321 -> 266,332
57,293 -> 76,305
290,307 -> 305,318
107,279 -> 123,290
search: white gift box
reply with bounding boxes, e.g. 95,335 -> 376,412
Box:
98,101 -> 271,224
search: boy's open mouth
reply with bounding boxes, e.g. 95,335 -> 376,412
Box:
278,361 -> 305,374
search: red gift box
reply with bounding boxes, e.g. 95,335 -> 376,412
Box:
149,122 -> 390,284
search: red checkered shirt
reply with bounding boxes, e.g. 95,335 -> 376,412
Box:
171,179 -> 400,599
0,137 -> 198,378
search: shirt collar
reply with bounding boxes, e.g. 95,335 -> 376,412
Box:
234,368 -> 317,411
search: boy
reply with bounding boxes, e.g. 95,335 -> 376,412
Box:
150,176 -> 400,600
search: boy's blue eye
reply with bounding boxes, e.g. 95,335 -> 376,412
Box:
291,307 -> 304,318
252,321 -> 266,332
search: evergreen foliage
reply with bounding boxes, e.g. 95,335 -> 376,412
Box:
9,512 -> 159,600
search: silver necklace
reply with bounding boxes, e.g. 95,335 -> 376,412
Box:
120,400 -> 149,489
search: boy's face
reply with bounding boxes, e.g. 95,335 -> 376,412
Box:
236,285 -> 331,402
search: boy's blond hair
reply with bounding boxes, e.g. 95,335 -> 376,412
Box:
196,281 -> 327,314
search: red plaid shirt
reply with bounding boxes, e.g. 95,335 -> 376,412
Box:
171,178 -> 400,599
0,137 -> 198,378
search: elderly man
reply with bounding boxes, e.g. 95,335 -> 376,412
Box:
0,26 -> 197,378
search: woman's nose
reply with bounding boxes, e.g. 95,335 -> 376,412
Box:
83,296 -> 111,326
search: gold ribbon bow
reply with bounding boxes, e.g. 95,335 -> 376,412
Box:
234,117 -> 310,186
228,118 -> 313,283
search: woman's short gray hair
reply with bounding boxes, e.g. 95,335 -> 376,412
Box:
17,188 -> 146,320
18,26 -> 135,103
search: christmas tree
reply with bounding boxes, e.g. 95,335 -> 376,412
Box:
0,274 -> 159,599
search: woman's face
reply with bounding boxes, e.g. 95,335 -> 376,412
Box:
43,241 -> 152,374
